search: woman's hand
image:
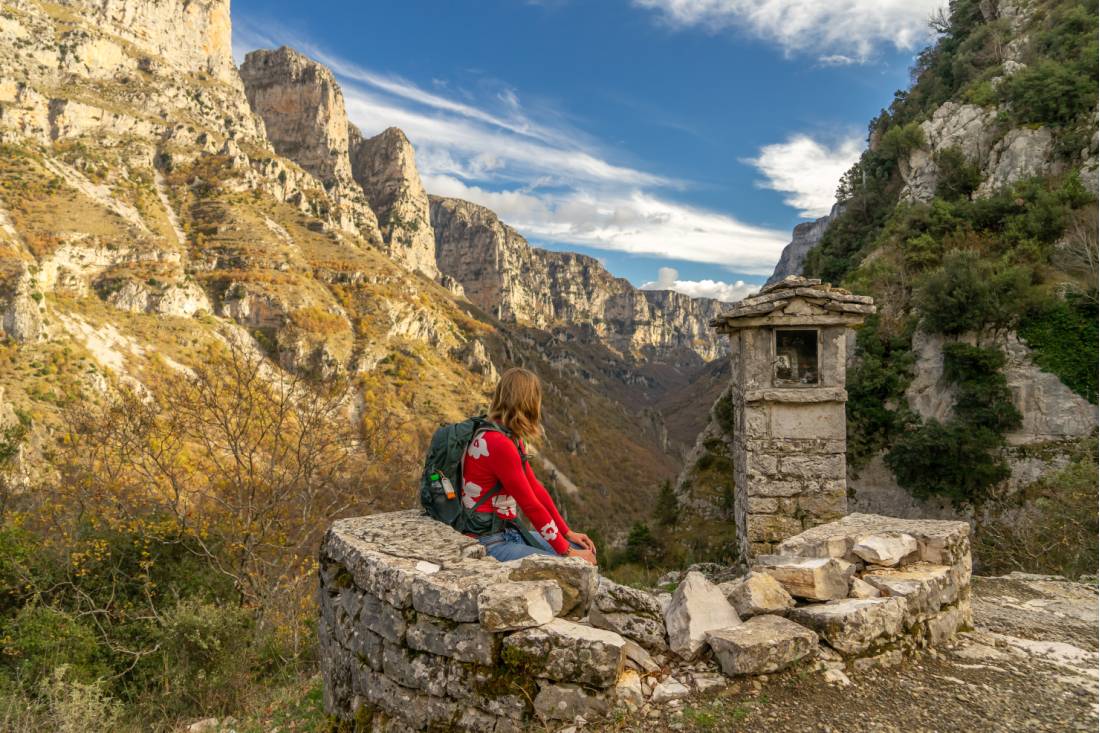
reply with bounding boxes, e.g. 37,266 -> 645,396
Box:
566,546 -> 597,565
566,530 -> 597,554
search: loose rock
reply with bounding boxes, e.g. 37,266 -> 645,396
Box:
664,571 -> 742,659
719,571 -> 795,617
707,615 -> 818,676
752,555 -> 853,601
853,533 -> 919,567
478,580 -> 563,631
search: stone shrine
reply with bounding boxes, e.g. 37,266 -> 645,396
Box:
710,275 -> 875,559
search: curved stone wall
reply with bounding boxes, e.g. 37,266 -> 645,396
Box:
319,510 -> 972,731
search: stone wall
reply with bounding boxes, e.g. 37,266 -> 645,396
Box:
319,510 -> 971,731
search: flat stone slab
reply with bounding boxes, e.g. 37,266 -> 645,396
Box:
776,513 -> 970,567
863,563 -> 959,621
502,618 -> 626,687
508,555 -> 598,619
707,615 -> 818,676
752,555 -> 853,601
788,597 -> 906,656
406,614 -> 497,666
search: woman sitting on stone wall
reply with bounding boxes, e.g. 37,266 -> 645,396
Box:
462,367 -> 598,565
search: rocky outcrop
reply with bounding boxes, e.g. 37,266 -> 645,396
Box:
765,203 -> 842,285
60,0 -> 236,82
239,47 -> 382,244
905,330 -> 1097,445
899,102 -> 998,203
349,127 -> 439,278
430,196 -> 725,360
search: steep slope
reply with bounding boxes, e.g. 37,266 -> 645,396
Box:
431,195 -> 726,362
740,0 -> 1097,572
0,1 -> 710,544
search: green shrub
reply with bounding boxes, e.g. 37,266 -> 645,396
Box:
0,606 -> 106,687
878,122 -> 926,161
916,251 -> 1031,335
942,343 -> 1022,433
934,147 -> 982,201
653,480 -> 679,528
886,420 -> 1009,502
846,315 -> 917,468
1000,59 -> 1096,128
1018,292 -> 1099,403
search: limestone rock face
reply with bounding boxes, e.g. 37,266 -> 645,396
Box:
61,0 -> 236,82
239,47 -> 382,243
906,330 -> 1098,445
349,126 -> 439,278
765,203 -> 842,286
430,196 -> 725,360
502,618 -> 626,687
719,571 -> 795,618
664,571 -> 742,659
707,615 -> 817,676
978,126 -> 1056,197
899,101 -> 998,203
240,47 -> 355,189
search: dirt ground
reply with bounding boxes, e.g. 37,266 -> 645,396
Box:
595,573 -> 1098,733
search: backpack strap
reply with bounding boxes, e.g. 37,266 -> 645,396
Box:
465,419 -> 541,547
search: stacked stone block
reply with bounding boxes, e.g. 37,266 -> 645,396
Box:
319,511 -> 971,731
712,276 -> 875,559
318,510 -> 612,732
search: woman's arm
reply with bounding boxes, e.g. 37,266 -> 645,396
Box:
522,459 -> 572,538
484,433 -> 570,554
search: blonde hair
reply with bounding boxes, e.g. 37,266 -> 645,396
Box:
489,367 -> 543,444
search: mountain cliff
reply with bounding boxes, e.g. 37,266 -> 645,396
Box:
431,195 -> 725,361
0,0 -> 727,546
765,203 -> 842,286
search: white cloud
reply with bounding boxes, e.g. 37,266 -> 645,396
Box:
633,0 -> 948,62
423,175 -> 788,276
232,17 -> 789,276
746,134 -> 863,218
640,267 -> 758,302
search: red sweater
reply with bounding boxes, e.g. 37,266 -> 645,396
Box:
461,430 -> 572,555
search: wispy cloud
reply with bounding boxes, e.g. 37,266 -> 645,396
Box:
746,134 -> 863,218
640,266 -> 757,302
633,0 -> 947,62
232,17 -> 789,276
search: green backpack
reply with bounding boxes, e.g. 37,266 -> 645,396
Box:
420,416 -> 528,538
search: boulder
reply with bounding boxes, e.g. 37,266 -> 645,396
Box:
650,677 -> 691,703
849,577 -> 881,599
508,554 -> 598,619
478,580 -> 563,632
534,682 -> 609,722
719,572 -> 795,617
787,597 -> 906,656
707,615 -> 817,676
664,571 -> 742,659
502,618 -> 626,688
852,533 -> 918,567
752,555 -> 853,601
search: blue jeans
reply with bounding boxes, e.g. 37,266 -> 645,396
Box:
479,526 -> 580,562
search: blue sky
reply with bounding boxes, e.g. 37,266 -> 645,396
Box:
232,0 -> 946,300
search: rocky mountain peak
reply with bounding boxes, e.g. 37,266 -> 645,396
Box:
349,126 -> 440,279
240,47 -> 358,191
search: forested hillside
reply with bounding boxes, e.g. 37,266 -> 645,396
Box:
804,0 -> 1098,572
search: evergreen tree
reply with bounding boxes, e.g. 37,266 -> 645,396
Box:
653,479 -> 679,527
